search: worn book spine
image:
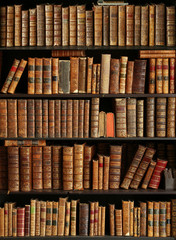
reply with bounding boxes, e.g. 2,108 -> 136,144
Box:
7,99 -> 17,138
69,6 -> 77,46
46,201 -> 53,236
78,100 -> 84,138
137,100 -> 144,137
102,6 -> 109,46
163,58 -> 169,94
146,97 -> 155,137
63,146 -> 73,190
55,100 -> 61,138
0,100 -> 7,138
134,6 -> 141,46
59,60 -> 70,94
70,57 -> 79,93
18,100 -> 27,138
49,100 -> 55,138
115,98 -> 127,137
74,143 -> 84,190
93,160 -> 99,190
43,146 -> 52,189
35,100 -> 42,138
87,57 -> 93,93
126,5 -> 134,46
100,54 -> 111,94
89,202 -> 95,236
30,199 -> 36,236
92,64 -> 97,94
119,56 -> 128,93
35,58 -> 43,94
79,57 -> 87,93
45,5 -> 53,46
126,61 -> 134,94
27,99 -> 35,138
4,203 -> 8,236
54,5 -> 61,46
141,6 -> 148,46
52,202 -> 58,235
110,6 -> 117,46
52,146 -> 62,190
12,208 -> 17,237
64,201 -> 70,236
122,201 -> 130,236
67,99 -> 73,138
167,97 -> 175,137
109,59 -> 120,94
8,147 -> 19,191
170,58 -> 175,93
98,155 -> 103,190
156,98 -> 167,137
149,59 -> 156,93
103,155 -> 110,190
130,201 -> 134,236
98,206 -> 102,236
118,6 -> 125,46
29,8 -> 37,46
101,206 -> 106,236
73,100 -> 79,138
137,207 -> 140,237
160,202 -> 167,237
148,201 -> 154,237
153,202 -> 160,237
70,200 -> 77,236
84,145 -> 94,189
43,58 -> 52,94
149,5 -> 155,46
36,5 -> 45,46
132,60 -> 147,94
94,202 -> 99,236
94,6 -> 102,46
28,58 -> 35,94
62,7 -> 69,46
172,199 -> 176,237
42,100 -> 48,138
79,203 -> 89,236
91,98 -> 99,138
22,10 -> 28,47
61,100 -> 67,138
25,205 -> 30,236
40,201 -> 46,236
77,5 -> 86,46
86,10 -> 93,46
6,6 -> 14,47
14,5 -> 22,47
140,202 -> 147,236
0,147 -> 7,191
127,98 -> 136,137
166,6 -> 175,46
109,204 -> 115,236
0,7 -> 6,47
133,207 -> 137,236
115,209 -> 122,236
155,4 -> 165,46
52,58 -> 59,94
35,201 -> 40,236
166,202 -> 171,236
32,146 -> 43,189
8,203 -> 15,236
84,100 -> 90,138
141,160 -> 156,189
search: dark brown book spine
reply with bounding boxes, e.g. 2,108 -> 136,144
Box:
132,60 -> 147,94
25,205 -> 30,236
155,4 -> 165,46
36,5 -> 45,47
134,6 -> 141,46
45,5 -> 53,47
54,5 -> 62,46
0,100 -> 7,138
6,6 -> 14,47
79,203 -> 89,236
73,100 -> 79,138
27,99 -> 35,138
43,146 -> 52,189
77,5 -> 86,46
109,59 -> 120,94
49,100 -> 55,138
42,100 -> 48,138
110,6 -> 117,46
35,100 -> 42,138
7,100 -> 17,138
52,146 -> 62,189
67,99 -> 73,138
78,100 -> 84,138
61,100 -> 67,138
18,100 -> 27,138
102,6 -> 109,46
43,58 -> 52,94
0,147 -> 7,190
55,100 -> 61,138
32,146 -> 43,189
86,10 -> 93,46
0,7 -> 7,47
8,147 -> 19,191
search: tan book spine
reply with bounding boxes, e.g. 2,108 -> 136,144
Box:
166,202 -> 171,236
45,5 -> 53,46
46,201 -> 53,236
42,99 -> 48,138
73,100 -> 79,138
43,58 -> 52,94
140,202 -> 147,236
122,200 -> 130,236
87,57 -> 93,93
115,98 -> 127,138
126,61 -> 134,94
78,99 -> 84,138
109,59 -> 120,94
98,206 -> 102,236
92,64 -> 97,94
77,5 -> 86,46
141,160 -> 156,189
52,58 -> 59,94
58,198 -> 67,236
153,202 -> 159,237
130,201 -> 134,236
148,201 -> 153,237
62,7 -> 69,46
29,8 -> 37,46
0,100 -> 7,138
94,202 -> 99,236
170,58 -> 175,93
119,56 -> 128,93
96,64 -> 100,94
110,6 -> 117,46
141,6 -> 149,46
70,57 -> 79,93
54,5 -> 62,46
70,200 -> 77,236
8,147 -> 19,191
167,97 -> 175,137
101,206 -> 106,236
86,10 -> 93,46
61,100 -> 67,138
35,201 -> 41,236
18,100 -> 27,138
6,6 -> 14,47
127,98 -> 136,137
137,99 -> 144,137
146,97 -> 155,137
134,6 -> 141,46
149,59 -> 156,94
52,202 -> 58,236
69,6 -> 77,46
160,202 -> 167,237
36,5 -> 45,47
89,202 -> 95,236
32,146 -> 43,189
149,5 -> 155,46
126,5 -> 134,46
0,208 -> 4,236
21,10 -> 28,46
156,98 -> 167,137
43,146 -> 52,189
109,204 -> 115,236
79,57 -> 87,93
35,58 -> 43,94
115,209 -> 122,236
4,203 -> 8,236
94,6 -> 102,46
14,5 -> 22,47
63,146 -> 73,190
55,100 -> 61,138
30,199 -> 36,236
67,99 -> 73,138
84,100 -> 90,138
118,6 -> 125,46
100,54 -> 111,94
64,201 -> 71,236
49,100 -> 55,138
103,156 -> 110,190
98,155 -> 103,190
7,99 -> 17,138
74,143 -> 84,190
93,160 -> 98,190
40,201 -> 46,236
91,98 -> 99,138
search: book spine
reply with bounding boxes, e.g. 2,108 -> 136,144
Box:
0,100 -> 7,138
115,209 -> 122,236
109,204 -> 115,236
46,201 -> 53,236
8,146 -> 19,191
8,203 -> 14,236
69,6 -> 77,46
7,99 -> 17,137
86,10 -> 93,46
40,201 -> 46,236
30,199 -> 36,236
132,59 -> 147,94
74,143 -> 84,190
163,58 -> 169,94
70,57 -> 79,93
102,6 -> 109,46
94,6 -> 102,46
4,203 -> 8,236
78,100 -> 84,138
166,202 -> 171,236
52,146 -> 62,189
170,58 -> 175,93
93,160 -> 98,190
36,5 -> 45,46
43,58 -> 52,94
109,59 -> 120,94
100,54 -> 111,94
91,98 -> 100,138
126,61 -> 134,94
141,6 -> 149,46
89,202 -> 95,236
54,5 -> 62,46
156,98 -> 167,137
62,7 -> 69,46
35,201 -> 40,236
52,202 -> 58,236
58,198 -> 66,236
67,99 -> 73,138
63,146 -> 73,190
96,64 -> 101,94
28,57 -> 35,94
21,10 -> 28,46
64,201 -> 70,236
110,6 -> 117,46
84,99 -> 90,138
12,208 -> 17,237
98,207 -> 102,236
141,160 -> 156,189
140,202 -> 147,236
166,6 -> 175,46
27,99 -> 35,138
29,8 -> 37,46
42,99 -> 48,138
167,97 -> 175,137
25,205 -> 30,236
149,59 -> 156,94
70,200 -> 77,236
73,100 -> 79,138
103,155 -> 110,190
118,6 -> 125,46
55,100 -> 61,138
35,99 -> 42,138
77,5 -> 86,46
79,203 -> 89,236
119,56 -> 128,93
61,100 -> 67,138
43,146 -> 52,189
17,208 -> 25,237
101,206 -> 106,236
98,155 -> 103,190
149,5 -> 155,46
92,64 -> 97,94
84,145 -> 94,189
130,201 -> 134,236
148,201 -> 154,237
6,6 -> 14,47
134,6 -> 141,46
126,5 -> 134,46
52,58 -> 59,94
155,4 -> 165,46
32,146 -> 43,189
122,200 -> 130,236
87,57 -> 93,93
137,207 -> 140,237
137,99 -> 144,137
127,98 -> 136,137
115,98 -> 127,137
160,202 -> 167,237
49,100 -> 55,138
45,5 -> 53,46
14,5 -> 22,47
94,202 -> 99,236
146,97 -> 155,137
18,100 -> 27,138
0,7 -> 6,47
35,58 -> 43,94
153,202 -> 160,237
134,208 -> 137,237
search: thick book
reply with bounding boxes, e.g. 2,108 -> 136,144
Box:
160,202 -> 167,237
100,54 -> 111,94
132,60 -> 147,94
122,201 -> 130,236
106,112 -> 115,137
109,58 -> 120,94
94,5 -> 102,46
153,202 -> 160,237
59,60 -> 70,94
115,98 -> 127,137
166,202 -> 171,237
62,7 -> 69,46
98,155 -> 103,190
63,146 -> 73,190
36,5 -> 45,46
35,200 -> 41,236
126,5 -> 134,46
61,101 -> 66,138
84,100 -> 90,138
77,5 -> 86,46
7,99 -> 17,138
54,5 -> 62,46
166,6 -> 175,46
110,6 -> 117,46
0,100 -> 7,138
32,147 -> 43,189
8,147 -> 19,192
140,202 -> 147,236
79,203 -> 89,236
17,207 -> 25,236
155,4 -> 165,46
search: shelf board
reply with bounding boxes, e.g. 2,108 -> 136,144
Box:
0,236 -> 174,239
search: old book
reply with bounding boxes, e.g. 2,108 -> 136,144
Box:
79,57 -> 87,93
43,58 -> 52,94
100,54 -> 111,94
99,111 -> 105,137
110,6 -> 117,46
63,201 -> 70,236
132,60 -> 147,94
40,201 -> 46,236
36,5 -> 45,46
18,100 -> 27,138
84,100 -> 90,138
7,99 -> 17,138
167,98 -> 175,137
96,64 -> 101,94
12,208 -> 17,237
141,6 -> 148,46
91,98 -> 99,138
5,140 -> 46,146
137,100 -> 144,137
84,145 -> 95,189
98,155 -> 103,189
106,113 -> 115,137
0,100 -> 7,138
35,201 -> 40,236
54,5 -> 62,46
35,58 -> 43,94
89,202 -> 95,236
133,207 -> 137,236
59,60 -> 70,93
127,98 -> 136,137
115,209 -> 122,236
141,160 -> 156,189
58,198 -> 67,236
149,5 -> 155,46
69,6 -> 76,46
35,100 -> 42,138
28,58 -> 35,94
172,199 -> 176,237
4,204 -> 8,236
170,58 -> 175,93
156,98 -> 166,137
67,99 -> 73,138
63,146 -> 73,190
122,201 -> 130,236
118,6 -> 125,46
55,100 -> 61,138
140,202 -> 147,236
49,100 -> 55,138
46,201 -> 53,236
126,61 -> 134,94
94,202 -> 99,235
92,64 -> 97,94
153,202 -> 160,237
137,207 -> 141,237
62,7 -> 69,46
130,148 -> 156,189
1,59 -> 20,93
119,56 -> 128,93
166,202 -> 171,236
79,203 -> 89,236
0,147 -> 7,191
134,6 -> 141,46
93,160 -> 99,190
52,50 -> 86,57
94,6 -> 102,46
77,5 -> 86,46
160,202 -> 167,237
98,206 -> 102,236
30,199 -> 36,236
146,97 -> 155,137
102,6 -> 109,46
8,147 -> 19,191
162,58 -> 169,94
108,204 -> 115,236
103,155 -> 110,190
0,208 -> 4,236
61,100 -> 67,138
155,4 -> 165,46
78,100 -> 84,138
121,145 -> 146,189
101,206 -> 106,236
52,146 -> 62,190
86,10 -> 93,46
42,100 -> 48,138
87,57 -> 93,93
126,5 -> 134,46
22,10 -> 28,46
115,98 -> 127,137
29,8 -> 37,46
70,57 -> 79,93
73,100 -> 79,138
32,147 -> 43,189
70,200 -> 77,236
148,201 -> 154,237
6,6 -> 14,47
149,59 -> 156,93
43,146 -> 52,189
27,99 -> 35,138
25,205 -> 30,236
74,143 -> 84,190
166,6 -> 175,46
8,203 -> 16,236
0,7 -> 6,47
109,59 -> 120,94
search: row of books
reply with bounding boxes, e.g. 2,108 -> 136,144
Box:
0,4 -> 175,47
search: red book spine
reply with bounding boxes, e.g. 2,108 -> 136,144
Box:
17,208 -> 25,236
25,205 -> 30,236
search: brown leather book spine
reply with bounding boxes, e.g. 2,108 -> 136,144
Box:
40,201 -> 46,236
20,147 -> 32,192
110,6 -> 117,46
87,57 -> 93,93
149,59 -> 156,94
153,202 -> 160,237
29,8 -> 37,46
0,147 -> 7,190
4,203 -> 8,236
32,146 -> 43,189
155,4 -> 165,46
84,100 -> 90,138
102,6 -> 109,46
58,198 -> 67,236
49,100 -> 55,138
109,204 -> 115,236
43,146 -> 52,189
62,7 -> 69,46
166,6 -> 175,46
78,100 -> 84,138
92,64 -> 97,94
65,201 -> 70,236
79,57 -> 87,93
118,6 -> 125,46
134,6 -> 141,46
21,10 -> 28,46
170,58 -> 175,93
54,5 -> 62,46
132,59 -> 147,94
63,146 -> 73,190
141,160 -> 156,189
126,61 -> 134,94
0,7 -> 7,47
73,100 -> 78,138
52,58 -> 59,94
45,5 -> 53,47
89,202 -> 95,236
126,5 -> 134,46
35,100 -> 42,138
35,201 -> 41,236
98,155 -> 103,190
8,147 -> 19,191
103,155 -> 110,190
14,5 -> 22,47
115,209 -> 122,236
167,97 -> 175,137
156,98 -> 167,137
93,160 -> 99,190
67,99 -> 73,138
101,206 -> 106,236
130,201 -> 134,236
54,100 -> 61,138
84,145 -> 95,189
61,100 -> 67,138
94,202 -> 99,236
69,6 -> 77,46
166,202 -> 171,236
160,202 -> 167,237
52,146 -> 62,189
110,145 -> 122,189
141,6 -> 149,46
28,58 -> 35,94
109,59 -> 120,94
133,207 -> 137,236
18,100 -> 27,138
74,142 -> 84,190
86,10 -> 93,46
77,5 -> 86,46
122,201 -> 130,236
79,203 -> 89,236
6,6 -> 14,47
115,98 -> 127,137
0,100 -> 7,138
42,99 -> 48,138
96,64 -> 101,94
119,56 -> 128,93
36,5 -> 45,47
162,58 -> 169,94
100,54 -> 111,94
91,98 -> 100,138
43,58 -> 52,94
149,5 -> 155,46
70,200 -> 77,236
35,58 -> 43,94
94,6 -> 102,46
146,97 -> 155,137
8,203 -> 16,236
27,99 -> 35,138
46,201 -> 53,236
52,201 -> 58,235
7,99 -> 17,138
70,57 -> 79,93
127,98 -> 136,137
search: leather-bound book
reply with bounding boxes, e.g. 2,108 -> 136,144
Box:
92,64 -> 97,94
61,100 -> 67,138
8,147 -> 19,191
52,201 -> 58,235
74,143 -> 84,190
98,155 -> 103,189
126,61 -> 134,94
141,160 -> 156,189
0,208 -> 4,236
0,7 -> 6,47
54,5 -> 62,46
115,209 -> 122,236
35,58 -> 43,94
14,5 -> 22,47
134,6 -> 141,46
156,98 -> 166,137
28,58 -> 35,94
130,201 -> 134,236
155,4 -> 165,46
100,54 -> 111,94
94,5 -> 102,46
102,6 -> 109,46
86,10 -> 93,46
63,146 -> 73,190
43,146 -> 52,189
94,202 -> 99,235
149,5 -> 155,46
59,60 -> 70,93
17,208 -> 25,236
84,99 -> 90,138
133,207 -> 137,236
119,56 -> 128,93
149,158 -> 167,189
146,97 -> 155,137
20,147 -> 32,192
84,145 -> 95,189
106,112 -> 115,137
12,208 -> 17,237
140,202 -> 147,236
115,98 -> 127,137
32,146 -> 43,189
132,60 -> 147,94
42,100 -> 48,138
110,6 -> 117,46
64,201 -> 70,236
46,201 -> 53,236
118,6 -> 125,46
121,145 -> 146,189
52,146 -> 62,189
55,100 -> 61,138
87,57 -> 93,93
109,204 -> 115,236
49,100 -> 55,138
148,201 -> 154,237
141,6 -> 148,46
8,203 -> 16,236
71,200 -> 77,236
35,100 -> 42,138
62,7 -> 69,46
18,100 -> 27,138
0,147 -> 7,190
43,58 -> 52,94
22,10 -> 28,46
97,65 -> 101,93
27,99 -> 35,138
89,202 -> 95,236
35,200 -> 41,236
69,6 -> 77,46
93,160 -> 99,190
172,199 -> 176,237
126,5 -> 134,46
36,5 -> 45,46
99,111 -> 105,137
77,5 -> 86,46
79,203 -> 89,236
79,57 -> 87,93
8,59 -> 27,94
67,99 -> 73,138
101,206 -> 106,236
167,97 -> 175,137
0,100 -> 7,138
166,202 -> 171,236
127,98 -> 136,137
91,98 -> 100,138
45,5 -> 53,46
40,201 -> 46,236
137,207 -> 141,237
153,202 -> 160,237
130,147 -> 156,189
160,202 -> 167,237
78,100 -> 84,138
166,6 -> 175,46
5,140 -> 46,146
29,8 -> 37,46
53,55 -> 64,89
137,100 -> 144,137
58,198 -> 67,236
1,59 -> 20,93
98,206 -> 102,236
73,100 -> 79,138
25,205 -> 30,236
6,6 -> 14,47
70,57 -> 79,93
103,155 -> 110,190
109,59 -> 120,94
109,145 -> 122,189
170,58 -> 175,93
162,58 -> 169,94
122,201 -> 130,236
7,99 -> 17,138
149,59 -> 156,93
